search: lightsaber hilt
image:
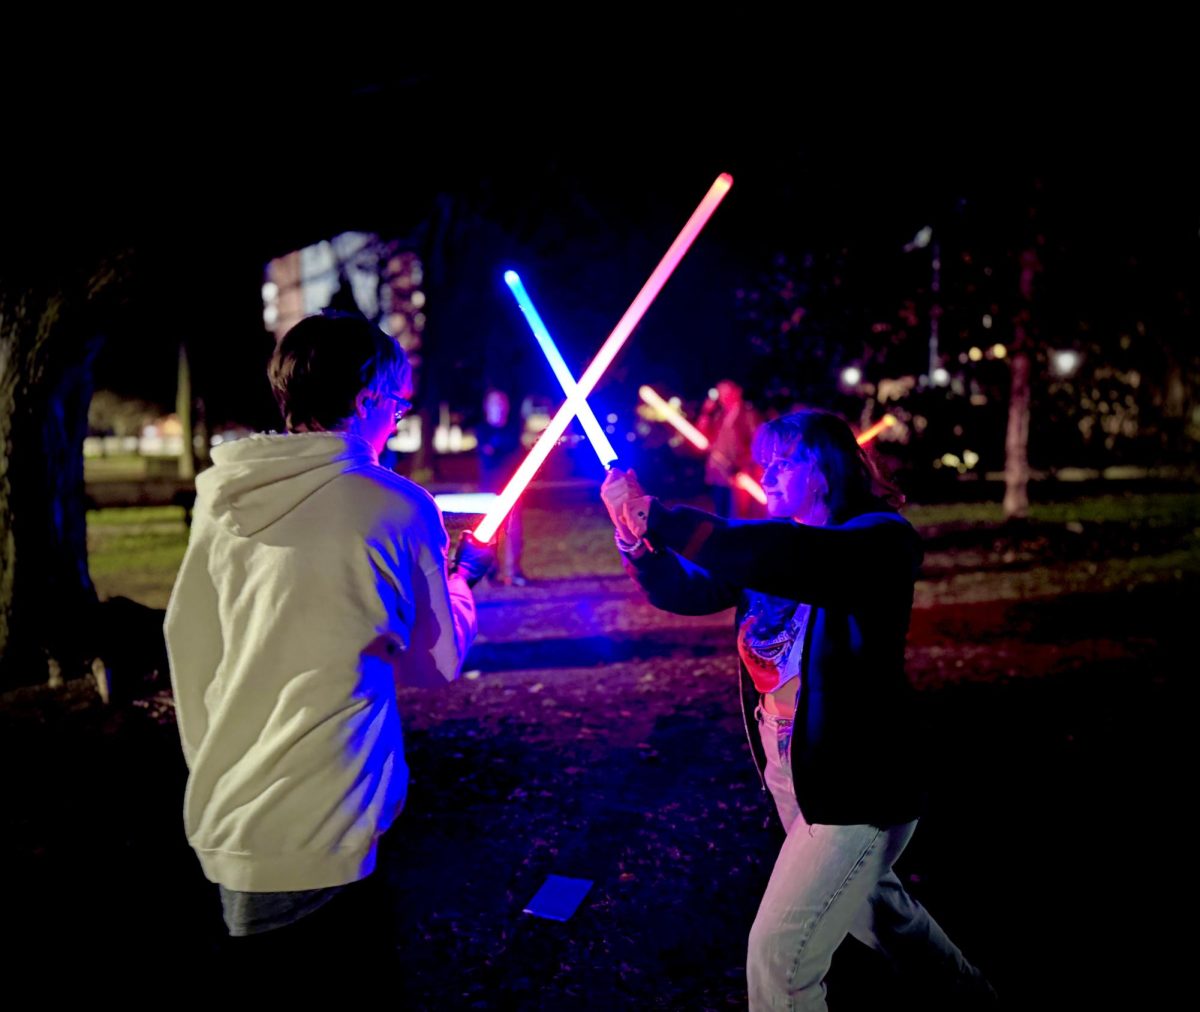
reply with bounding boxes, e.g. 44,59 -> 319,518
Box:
451,527 -> 498,587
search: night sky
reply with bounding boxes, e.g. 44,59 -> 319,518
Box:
6,44 -> 1195,432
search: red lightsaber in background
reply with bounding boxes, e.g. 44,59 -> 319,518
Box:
733,472 -> 768,504
855,413 -> 898,446
637,385 -> 709,452
467,173 -> 734,546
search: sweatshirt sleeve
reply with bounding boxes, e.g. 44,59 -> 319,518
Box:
643,501 -> 920,609
394,498 -> 477,689
164,518 -> 223,768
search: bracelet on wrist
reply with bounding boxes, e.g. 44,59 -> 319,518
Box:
613,529 -> 644,554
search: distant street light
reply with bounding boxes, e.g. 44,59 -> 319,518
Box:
903,226 -> 933,253
1050,349 -> 1082,377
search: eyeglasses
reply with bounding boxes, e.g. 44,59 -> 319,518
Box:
392,397 -> 413,424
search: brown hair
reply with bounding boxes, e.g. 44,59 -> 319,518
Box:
268,311 -> 410,432
751,408 -> 904,522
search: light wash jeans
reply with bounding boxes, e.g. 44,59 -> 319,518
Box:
747,707 -> 997,1011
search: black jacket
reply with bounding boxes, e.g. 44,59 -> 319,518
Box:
624,500 -> 926,827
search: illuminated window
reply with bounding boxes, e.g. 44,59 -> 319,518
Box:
263,232 -> 427,443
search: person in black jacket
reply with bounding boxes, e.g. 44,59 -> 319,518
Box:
601,408 -> 997,1011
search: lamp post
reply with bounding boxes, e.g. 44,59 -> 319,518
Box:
904,226 -> 942,384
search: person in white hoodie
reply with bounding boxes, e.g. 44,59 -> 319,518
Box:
165,311 -> 494,962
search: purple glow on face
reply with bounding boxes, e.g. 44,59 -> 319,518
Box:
472,174 -> 733,545
760,455 -> 825,521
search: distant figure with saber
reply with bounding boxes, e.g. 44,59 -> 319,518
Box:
638,385 -> 767,506
696,378 -> 761,518
639,385 -> 898,505
600,407 -> 998,1010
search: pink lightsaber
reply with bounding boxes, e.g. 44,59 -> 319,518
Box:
467,173 -> 734,546
637,385 -> 708,451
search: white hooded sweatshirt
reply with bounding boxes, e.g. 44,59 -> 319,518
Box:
165,432 -> 476,892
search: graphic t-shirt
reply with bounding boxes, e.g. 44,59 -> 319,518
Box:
737,591 -> 811,694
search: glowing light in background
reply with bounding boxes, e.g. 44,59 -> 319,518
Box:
904,225 -> 933,252
435,493 -> 498,514
1051,349 -> 1081,377
734,472 -> 769,505
471,173 -> 734,545
856,413 -> 898,446
638,385 -> 708,451
840,366 -> 862,387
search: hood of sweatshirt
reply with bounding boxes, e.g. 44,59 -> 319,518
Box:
196,432 -> 376,537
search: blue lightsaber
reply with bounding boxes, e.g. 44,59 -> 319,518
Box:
503,270 -> 619,469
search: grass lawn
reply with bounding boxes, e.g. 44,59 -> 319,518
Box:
87,491 -> 1200,610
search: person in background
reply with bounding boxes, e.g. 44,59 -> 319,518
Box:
697,378 -> 760,518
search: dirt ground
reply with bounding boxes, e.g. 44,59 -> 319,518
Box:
1,506 -> 1193,1009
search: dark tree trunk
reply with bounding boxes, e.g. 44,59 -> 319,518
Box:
1003,245 -> 1042,521
177,341 -> 196,481
0,254 -> 129,687
1003,347 -> 1032,519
